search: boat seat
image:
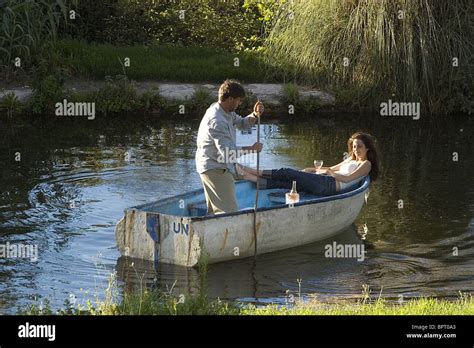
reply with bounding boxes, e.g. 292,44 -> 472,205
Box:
188,201 -> 208,216
187,201 -> 263,216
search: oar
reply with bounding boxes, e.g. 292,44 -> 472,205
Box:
252,99 -> 261,258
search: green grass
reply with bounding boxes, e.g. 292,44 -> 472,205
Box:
21,271 -> 473,315
57,39 -> 281,83
242,296 -> 474,315
23,293 -> 474,316
279,83 -> 325,114
280,83 -> 300,104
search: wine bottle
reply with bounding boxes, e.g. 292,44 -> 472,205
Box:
285,180 -> 300,204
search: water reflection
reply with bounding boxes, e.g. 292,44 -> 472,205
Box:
0,114 -> 473,313
117,225 -> 370,303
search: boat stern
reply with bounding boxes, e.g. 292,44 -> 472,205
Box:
115,209 -> 201,267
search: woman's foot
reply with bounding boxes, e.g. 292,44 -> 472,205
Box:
235,164 -> 258,183
235,163 -> 247,177
237,164 -> 263,177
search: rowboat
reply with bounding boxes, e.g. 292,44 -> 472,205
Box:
115,176 -> 370,267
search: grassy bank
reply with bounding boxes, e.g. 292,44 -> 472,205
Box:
242,296 -> 474,315
57,40 -> 280,83
3,38 -> 318,117
1,72 -> 327,118
22,272 -> 473,315
23,293 -> 474,316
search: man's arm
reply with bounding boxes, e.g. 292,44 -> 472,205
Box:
233,113 -> 257,130
209,119 -> 239,158
240,142 -> 262,153
234,101 -> 264,130
209,119 -> 258,160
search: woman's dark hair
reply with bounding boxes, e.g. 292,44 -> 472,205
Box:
347,132 -> 379,182
218,79 -> 246,101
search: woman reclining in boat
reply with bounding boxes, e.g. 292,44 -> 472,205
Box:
236,132 -> 379,196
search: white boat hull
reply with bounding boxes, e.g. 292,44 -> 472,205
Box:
115,177 -> 370,267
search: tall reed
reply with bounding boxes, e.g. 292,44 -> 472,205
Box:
0,0 -> 75,78
264,0 -> 473,113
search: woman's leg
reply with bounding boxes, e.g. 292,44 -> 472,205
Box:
238,168 -> 259,182
266,168 -> 337,196
236,164 -> 264,177
235,164 -> 283,189
237,166 -> 304,187
236,164 -> 273,180
237,166 -> 336,195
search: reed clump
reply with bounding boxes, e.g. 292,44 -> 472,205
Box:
264,0 -> 473,114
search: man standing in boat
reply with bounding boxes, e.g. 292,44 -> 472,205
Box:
195,79 -> 264,214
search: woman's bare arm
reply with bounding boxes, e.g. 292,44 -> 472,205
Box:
302,159 -> 350,173
301,167 -> 316,172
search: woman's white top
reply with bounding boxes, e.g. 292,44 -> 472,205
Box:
335,160 -> 365,191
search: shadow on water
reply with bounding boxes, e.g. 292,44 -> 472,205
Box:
0,112 -> 473,312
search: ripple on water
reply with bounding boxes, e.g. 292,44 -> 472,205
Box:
1,119 -> 473,312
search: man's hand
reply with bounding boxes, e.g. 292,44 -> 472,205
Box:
249,142 -> 263,152
253,100 -> 264,117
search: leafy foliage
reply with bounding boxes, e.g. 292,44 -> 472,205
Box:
72,0 -> 278,52
29,59 -> 67,114
69,76 -> 140,115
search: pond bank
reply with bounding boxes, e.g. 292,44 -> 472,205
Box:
0,79 -> 336,117
22,286 -> 473,315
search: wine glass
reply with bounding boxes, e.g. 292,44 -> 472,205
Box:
314,160 -> 323,171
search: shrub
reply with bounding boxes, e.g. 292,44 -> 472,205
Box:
139,88 -> 167,114
280,83 -> 300,105
0,92 -> 24,118
29,60 -> 67,114
186,87 -> 215,115
69,77 -> 169,116
71,0 -> 278,52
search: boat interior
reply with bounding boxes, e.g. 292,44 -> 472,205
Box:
131,176 -> 369,218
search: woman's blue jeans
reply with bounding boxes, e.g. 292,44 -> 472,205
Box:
259,168 -> 337,196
